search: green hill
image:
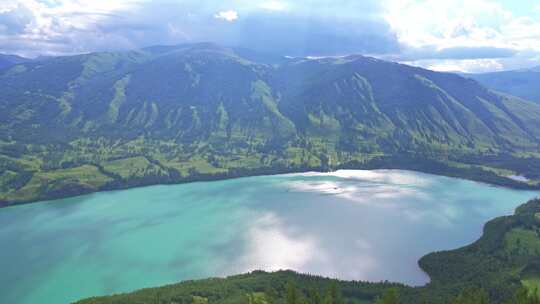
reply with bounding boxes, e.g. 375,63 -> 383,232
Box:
0,54 -> 29,70
1,43 -> 540,205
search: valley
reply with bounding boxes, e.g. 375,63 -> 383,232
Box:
2,1 -> 540,303
1,44 -> 540,206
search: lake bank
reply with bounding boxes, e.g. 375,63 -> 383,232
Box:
2,154 -> 539,208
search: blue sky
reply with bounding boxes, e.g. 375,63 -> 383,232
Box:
0,0 -> 539,72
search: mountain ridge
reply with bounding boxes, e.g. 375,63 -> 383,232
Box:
466,66 -> 540,104
1,43 -> 540,205
0,53 -> 30,70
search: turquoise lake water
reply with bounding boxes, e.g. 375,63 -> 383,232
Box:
0,170 -> 539,304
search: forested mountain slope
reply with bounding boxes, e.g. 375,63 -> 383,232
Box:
0,54 -> 29,70
1,43 -> 540,205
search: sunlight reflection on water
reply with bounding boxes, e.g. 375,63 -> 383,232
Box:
0,170 -> 538,304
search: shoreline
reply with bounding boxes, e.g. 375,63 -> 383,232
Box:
2,159 -> 539,208
3,168 -> 538,303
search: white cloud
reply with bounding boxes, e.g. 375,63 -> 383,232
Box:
0,0 -> 538,71
383,0 -> 510,49
214,10 -> 238,22
0,0 -> 144,56
0,1 -> 18,13
260,1 -> 288,11
382,0 -> 540,71
405,58 -> 505,73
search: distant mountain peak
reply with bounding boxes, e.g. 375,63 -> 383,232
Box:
468,65 -> 540,104
142,42 -> 229,55
0,53 -> 30,70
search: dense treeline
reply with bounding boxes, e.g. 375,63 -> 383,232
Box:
75,271 -> 402,304
2,148 -> 538,207
73,274 -> 540,304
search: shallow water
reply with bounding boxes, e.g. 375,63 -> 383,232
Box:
0,170 -> 538,304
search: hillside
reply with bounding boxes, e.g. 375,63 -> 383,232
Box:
75,199 -> 540,304
1,43 -> 540,205
467,67 -> 540,104
0,54 -> 30,70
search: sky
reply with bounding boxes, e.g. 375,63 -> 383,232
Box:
0,0 -> 539,72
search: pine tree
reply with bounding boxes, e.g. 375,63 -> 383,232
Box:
310,289 -> 322,304
324,282 -> 345,304
375,288 -> 399,304
286,281 -> 299,304
264,286 -> 279,304
451,288 -> 488,304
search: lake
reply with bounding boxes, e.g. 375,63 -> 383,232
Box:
0,170 -> 538,304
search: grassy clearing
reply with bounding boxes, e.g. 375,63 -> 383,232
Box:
522,277 -> 540,296
504,228 -> 540,256
162,157 -> 227,176
102,156 -> 166,179
3,165 -> 112,202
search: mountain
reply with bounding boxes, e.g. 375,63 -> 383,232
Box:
467,66 -> 540,104
1,43 -> 540,205
0,54 -> 29,70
